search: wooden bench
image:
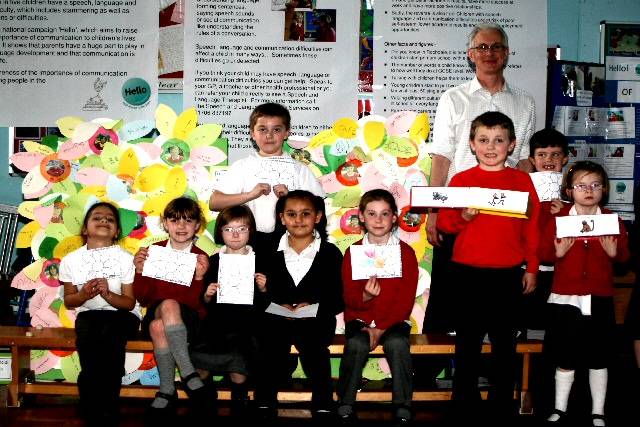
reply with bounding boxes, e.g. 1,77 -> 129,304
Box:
0,326 -> 542,412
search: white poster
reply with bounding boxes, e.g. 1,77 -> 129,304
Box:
0,1 -> 158,126
372,0 -> 547,139
184,0 -> 360,163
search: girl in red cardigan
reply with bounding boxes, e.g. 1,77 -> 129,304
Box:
338,189 -> 419,426
133,197 -> 212,420
540,161 -> 629,427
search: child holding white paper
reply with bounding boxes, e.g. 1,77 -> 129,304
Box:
437,111 -> 540,423
338,189 -> 419,426
132,197 -> 212,420
253,190 -> 343,422
539,161 -> 629,426
60,202 -> 141,427
190,205 -> 266,418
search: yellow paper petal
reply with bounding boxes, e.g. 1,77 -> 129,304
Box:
332,118 -> 358,139
120,237 -> 141,256
155,104 -> 177,137
409,112 -> 430,143
331,187 -> 362,208
309,129 -> 338,149
164,168 -> 188,197
59,304 -> 75,328
173,107 -> 198,140
140,234 -> 169,248
100,142 -> 121,174
80,185 -> 107,199
118,148 -> 140,178
23,259 -> 45,281
55,116 -> 85,139
53,235 -> 84,259
364,121 -> 386,150
409,228 -> 428,261
186,124 -> 223,148
143,195 -> 173,217
334,234 -> 364,254
16,221 -> 42,248
100,119 -> 122,131
194,234 -> 216,256
134,164 -> 170,192
199,201 -> 214,223
18,201 -> 40,220
22,141 -> 54,155
45,223 -> 72,241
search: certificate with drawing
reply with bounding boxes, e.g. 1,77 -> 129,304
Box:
76,245 -> 123,285
350,244 -> 402,280
142,245 -> 197,287
217,252 -> 255,305
529,172 -> 563,202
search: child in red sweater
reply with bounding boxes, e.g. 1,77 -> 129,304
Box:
133,197 -> 212,420
437,111 -> 540,422
539,161 -> 629,426
338,189 -> 419,426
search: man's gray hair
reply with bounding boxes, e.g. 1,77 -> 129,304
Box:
467,22 -> 509,49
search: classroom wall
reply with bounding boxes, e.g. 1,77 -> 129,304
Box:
2,0 -> 640,207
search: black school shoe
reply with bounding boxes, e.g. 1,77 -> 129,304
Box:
144,391 -> 178,427
181,373 -> 218,418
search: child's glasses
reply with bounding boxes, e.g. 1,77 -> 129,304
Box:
470,43 -> 507,53
572,182 -> 603,192
222,226 -> 249,234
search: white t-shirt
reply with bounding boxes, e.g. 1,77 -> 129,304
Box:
59,244 -> 142,319
429,77 -> 536,184
214,152 -> 326,232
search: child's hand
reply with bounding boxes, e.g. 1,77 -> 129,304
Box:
272,184 -> 289,198
549,199 -> 564,215
293,302 -> 309,311
255,273 -> 267,292
554,237 -> 575,258
522,272 -> 537,294
204,283 -> 219,303
249,183 -> 271,200
361,326 -> 385,351
80,278 -> 102,301
363,276 -> 380,302
194,254 -> 209,281
133,247 -> 148,273
461,207 -> 479,222
598,235 -> 618,258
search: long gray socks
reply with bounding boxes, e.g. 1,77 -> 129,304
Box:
165,323 -> 203,390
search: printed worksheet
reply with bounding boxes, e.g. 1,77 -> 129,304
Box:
350,244 -> 402,280
254,157 -> 297,188
217,252 -> 255,305
142,245 -> 197,286
76,246 -> 122,285
529,172 -> 563,202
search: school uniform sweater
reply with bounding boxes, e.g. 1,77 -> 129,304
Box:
539,204 -> 630,296
133,240 -> 207,319
437,166 -> 541,273
256,240 -> 344,320
342,240 -> 418,330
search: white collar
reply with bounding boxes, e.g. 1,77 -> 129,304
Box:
219,245 -> 254,256
277,231 -> 321,258
569,205 -> 602,216
362,232 -> 400,245
166,240 -> 194,252
469,76 -> 510,94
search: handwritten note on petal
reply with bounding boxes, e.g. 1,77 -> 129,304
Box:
22,140 -> 53,156
24,183 -> 52,200
23,258 -> 45,281
71,121 -> 100,144
18,201 -> 40,220
119,119 -> 156,141
11,271 -> 39,290
329,137 -> 358,156
190,146 -> 227,166
155,104 -> 177,137
383,136 -> 418,158
118,148 -> 140,178
100,142 -> 121,174
58,140 -> 90,160
334,234 -> 363,254
134,164 -> 170,192
52,178 -> 78,196
79,185 -> 107,199
10,151 -> 46,172
409,112 -> 430,143
46,223 -> 72,242
22,167 -> 51,196
62,206 -> 84,235
332,186 -> 362,208
143,196 -> 172,217
56,116 -> 85,138
134,143 -> 162,163
333,117 -> 358,139
319,172 -> 345,194
34,204 -> 55,228
186,123 -> 224,148
173,107 -> 198,140
16,220 -> 41,248
310,129 -> 338,149
164,167 -> 188,197
385,111 -> 417,137
60,352 -> 81,382
75,167 -> 110,186
363,121 -> 386,150
388,181 -> 410,208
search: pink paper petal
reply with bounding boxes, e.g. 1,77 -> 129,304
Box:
75,167 -> 110,186
385,111 -> 417,137
398,229 -> 420,244
71,122 -> 100,144
31,351 -> 60,375
388,181 -> 410,207
33,204 -> 55,228
136,143 -> 162,160
29,286 -> 59,315
11,271 -> 39,290
183,163 -> 209,186
319,173 -> 344,194
31,308 -> 62,328
309,146 -> 328,166
58,140 -> 90,160
360,166 -> 387,193
10,152 -> 45,172
190,146 -> 227,167
24,183 -> 53,200
288,135 -> 310,150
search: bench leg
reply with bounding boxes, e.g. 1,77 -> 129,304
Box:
519,353 -> 533,415
5,345 -> 30,407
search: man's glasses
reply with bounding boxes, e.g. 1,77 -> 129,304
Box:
222,226 -> 249,234
470,43 -> 507,53
572,182 -> 603,192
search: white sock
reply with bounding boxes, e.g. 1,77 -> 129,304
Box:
589,368 -> 608,424
547,369 -> 575,421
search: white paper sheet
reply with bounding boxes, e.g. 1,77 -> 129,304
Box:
555,214 -> 620,238
217,252 -> 255,305
529,172 -> 563,202
350,244 -> 402,280
76,245 -> 123,285
142,245 -> 197,286
265,302 -> 319,318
